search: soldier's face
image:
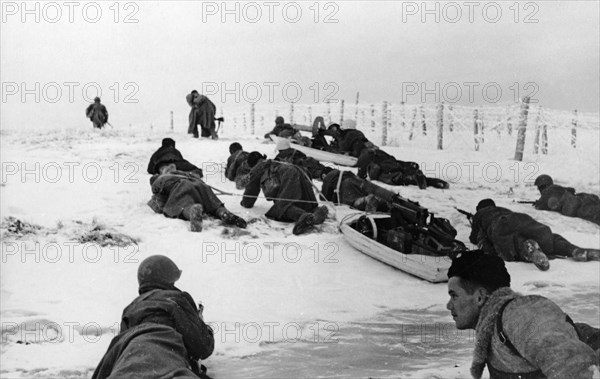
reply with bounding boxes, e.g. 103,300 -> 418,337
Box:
446,277 -> 485,330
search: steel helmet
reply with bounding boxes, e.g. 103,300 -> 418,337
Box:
534,174 -> 553,188
137,255 -> 182,286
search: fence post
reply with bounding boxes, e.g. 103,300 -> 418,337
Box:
541,122 -> 548,154
436,102 -> 444,150
513,96 -> 531,161
420,105 -> 427,135
326,101 -> 331,125
250,104 -> 256,135
170,111 -> 173,131
290,103 -> 295,125
473,109 -> 480,151
308,106 -> 312,124
370,104 -> 375,134
381,101 -> 388,146
243,113 -> 247,134
506,106 -> 513,135
448,104 -> 454,132
409,106 -> 417,141
400,101 -> 406,129
340,99 -> 345,124
571,109 -> 578,148
533,106 -> 541,154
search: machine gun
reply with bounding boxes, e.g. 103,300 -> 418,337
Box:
354,180 -> 466,257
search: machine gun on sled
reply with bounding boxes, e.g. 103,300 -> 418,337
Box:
351,181 -> 467,257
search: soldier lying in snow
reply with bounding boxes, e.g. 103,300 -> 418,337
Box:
241,152 -> 328,235
148,162 -> 246,232
93,255 -> 214,379
225,142 -> 251,189
147,138 -> 203,177
469,199 -> 600,271
533,174 -> 600,226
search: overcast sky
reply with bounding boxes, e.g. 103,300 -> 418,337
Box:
1,1 -> 598,130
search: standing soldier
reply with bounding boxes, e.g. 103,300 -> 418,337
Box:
187,90 -> 217,139
86,97 -> 109,129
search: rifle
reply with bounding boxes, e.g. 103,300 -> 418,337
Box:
355,179 -> 465,255
215,117 -> 224,133
517,200 -> 536,204
455,207 -> 474,220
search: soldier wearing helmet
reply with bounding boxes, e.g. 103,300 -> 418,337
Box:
93,255 -> 214,379
86,97 -> 109,129
534,174 -> 600,226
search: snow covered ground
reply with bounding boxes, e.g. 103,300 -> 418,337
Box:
1,126 -> 599,378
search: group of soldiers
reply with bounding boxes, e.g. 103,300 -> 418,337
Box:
90,116 -> 600,379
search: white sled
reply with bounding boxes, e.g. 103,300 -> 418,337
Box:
270,135 -> 358,167
337,210 -> 451,283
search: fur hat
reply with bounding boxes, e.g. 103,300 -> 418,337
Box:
161,138 -> 176,148
476,198 -> 495,211
448,251 -> 510,291
275,116 -> 285,125
247,151 -> 266,168
229,142 -> 243,154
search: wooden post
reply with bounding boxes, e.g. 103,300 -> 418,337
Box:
409,106 -> 417,141
308,106 -> 312,123
290,103 -> 294,125
243,113 -> 247,133
541,122 -> 548,154
370,104 -> 375,134
533,107 -> 542,154
260,115 -> 265,132
381,101 -> 388,146
473,109 -> 480,151
571,109 -> 578,148
506,106 -> 513,136
326,101 -> 331,125
420,105 -> 427,135
340,99 -> 345,124
448,104 -> 453,132
354,91 -> 360,121
513,96 -> 531,161
400,101 -> 406,129
170,111 -> 173,131
436,102 -> 444,150
250,103 -> 256,135
479,110 -> 485,143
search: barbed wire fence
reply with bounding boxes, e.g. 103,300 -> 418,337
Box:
215,98 -> 599,163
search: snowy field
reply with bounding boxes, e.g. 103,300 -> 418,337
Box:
1,125 -> 599,378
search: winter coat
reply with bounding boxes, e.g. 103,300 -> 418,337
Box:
92,285 -> 214,379
241,160 -> 318,220
147,146 -> 203,177
469,206 -> 557,261
321,170 -> 365,205
86,103 -> 108,129
225,150 -> 249,182
535,185 -> 600,226
187,93 -> 216,137
471,287 -> 597,379
275,148 -> 329,180
264,124 -> 298,139
150,171 -> 223,218
356,149 -> 420,181
332,129 -> 370,157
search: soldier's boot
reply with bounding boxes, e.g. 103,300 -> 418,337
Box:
293,213 -> 316,235
312,206 -> 329,225
216,207 -> 247,228
521,239 -> 550,271
572,248 -> 600,262
189,204 -> 204,232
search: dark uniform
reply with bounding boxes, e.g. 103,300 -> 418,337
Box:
86,98 -> 108,129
